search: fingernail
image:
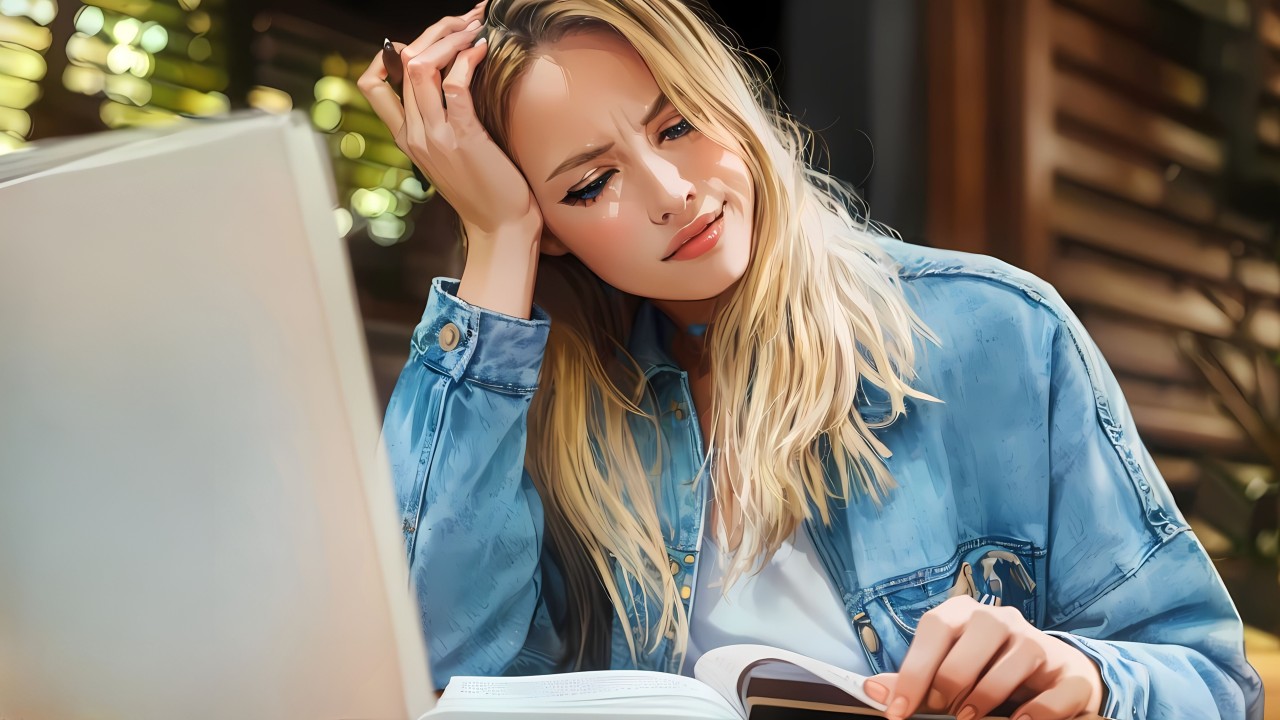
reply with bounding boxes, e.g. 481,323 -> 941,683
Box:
957,706 -> 976,720
863,680 -> 887,703
887,697 -> 908,719
473,35 -> 487,47
466,18 -> 481,30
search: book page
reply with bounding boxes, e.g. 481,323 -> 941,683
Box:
693,645 -> 886,717
432,670 -> 740,719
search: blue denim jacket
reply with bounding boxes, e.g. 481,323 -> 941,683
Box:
380,237 -> 1264,719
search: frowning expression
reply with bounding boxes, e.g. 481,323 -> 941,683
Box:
505,28 -> 754,301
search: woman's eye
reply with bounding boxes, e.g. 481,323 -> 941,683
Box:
660,118 -> 694,142
562,169 -> 618,206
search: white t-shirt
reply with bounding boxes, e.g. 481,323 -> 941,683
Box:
682,526 -> 873,678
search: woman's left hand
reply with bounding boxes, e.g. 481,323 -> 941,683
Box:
862,595 -> 1106,720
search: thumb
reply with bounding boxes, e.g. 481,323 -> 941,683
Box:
864,672 -> 897,706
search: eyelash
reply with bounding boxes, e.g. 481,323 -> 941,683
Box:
561,170 -> 618,207
560,118 -> 696,206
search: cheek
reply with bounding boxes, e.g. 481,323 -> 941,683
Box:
544,202 -> 638,261
722,154 -> 753,203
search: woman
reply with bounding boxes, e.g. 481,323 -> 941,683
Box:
359,1 -> 1263,718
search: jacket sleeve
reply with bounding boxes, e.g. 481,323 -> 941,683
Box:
1036,300 -> 1264,720
379,277 -> 567,688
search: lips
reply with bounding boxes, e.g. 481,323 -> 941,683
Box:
663,207 -> 723,260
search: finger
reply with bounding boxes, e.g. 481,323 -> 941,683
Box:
441,36 -> 488,130
398,49 -> 431,168
404,4 -> 485,56
885,597 -> 979,720
1008,674 -> 1095,720
955,635 -> 1045,720
863,673 -> 897,706
930,608 -> 1013,713
404,20 -> 484,128
357,45 -> 406,137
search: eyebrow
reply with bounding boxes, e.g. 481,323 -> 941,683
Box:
543,93 -> 672,183
640,93 -> 672,128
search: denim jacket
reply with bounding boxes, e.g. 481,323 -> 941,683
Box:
380,236 -> 1264,719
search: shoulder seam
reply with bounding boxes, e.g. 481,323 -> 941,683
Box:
896,263 -> 1056,309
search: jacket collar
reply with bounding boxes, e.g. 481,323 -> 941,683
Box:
624,299 -> 684,377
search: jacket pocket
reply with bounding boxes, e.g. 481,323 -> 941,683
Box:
871,538 -> 1046,645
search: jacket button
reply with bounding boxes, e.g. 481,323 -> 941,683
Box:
438,322 -> 460,351
674,407 -> 686,421
670,560 -> 680,575
680,585 -> 691,600
684,554 -> 695,564
859,623 -> 880,654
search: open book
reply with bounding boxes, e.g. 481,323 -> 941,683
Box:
423,644 -> 1013,719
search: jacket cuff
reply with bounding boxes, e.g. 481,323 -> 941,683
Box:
410,277 -> 551,392
1045,630 -> 1144,719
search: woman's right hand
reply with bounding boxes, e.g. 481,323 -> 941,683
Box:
357,2 -> 542,238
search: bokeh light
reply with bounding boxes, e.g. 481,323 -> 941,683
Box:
314,75 -> 355,105
105,43 -> 136,74
139,24 -> 167,53
367,214 -> 407,245
251,11 -> 437,246
26,0 -> 53,25
110,17 -> 140,44
0,44 -> 47,81
185,10 -> 209,34
61,64 -> 103,94
0,0 -> 29,18
1,14 -> 52,50
333,207 -> 353,237
0,73 -> 39,107
72,5 -> 101,35
310,98 -> 342,132
104,73 -> 151,106
0,105 -> 32,136
0,128 -> 24,153
352,187 -> 393,217
338,131 -> 365,159
187,35 -> 210,61
0,0 -> 54,151
61,0 -> 227,129
128,49 -> 153,78
247,85 -> 291,114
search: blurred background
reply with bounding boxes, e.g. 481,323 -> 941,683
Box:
3,0 -> 1277,710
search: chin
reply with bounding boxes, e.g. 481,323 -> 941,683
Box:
665,257 -> 750,301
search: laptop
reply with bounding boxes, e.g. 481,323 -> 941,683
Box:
0,111 -> 436,719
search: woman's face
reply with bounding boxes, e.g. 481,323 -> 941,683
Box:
505,28 -> 754,301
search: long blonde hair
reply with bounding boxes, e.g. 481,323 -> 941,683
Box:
469,0 -> 940,669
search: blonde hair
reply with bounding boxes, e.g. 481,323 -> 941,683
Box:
469,0 -> 940,670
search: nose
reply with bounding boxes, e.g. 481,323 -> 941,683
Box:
638,152 -> 695,224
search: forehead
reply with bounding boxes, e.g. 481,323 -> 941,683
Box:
507,29 -> 663,175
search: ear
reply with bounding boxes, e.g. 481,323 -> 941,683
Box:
539,226 -> 570,257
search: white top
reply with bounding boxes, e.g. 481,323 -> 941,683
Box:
682,526 -> 873,677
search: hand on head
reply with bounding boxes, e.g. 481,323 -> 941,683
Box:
357,1 -> 542,239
